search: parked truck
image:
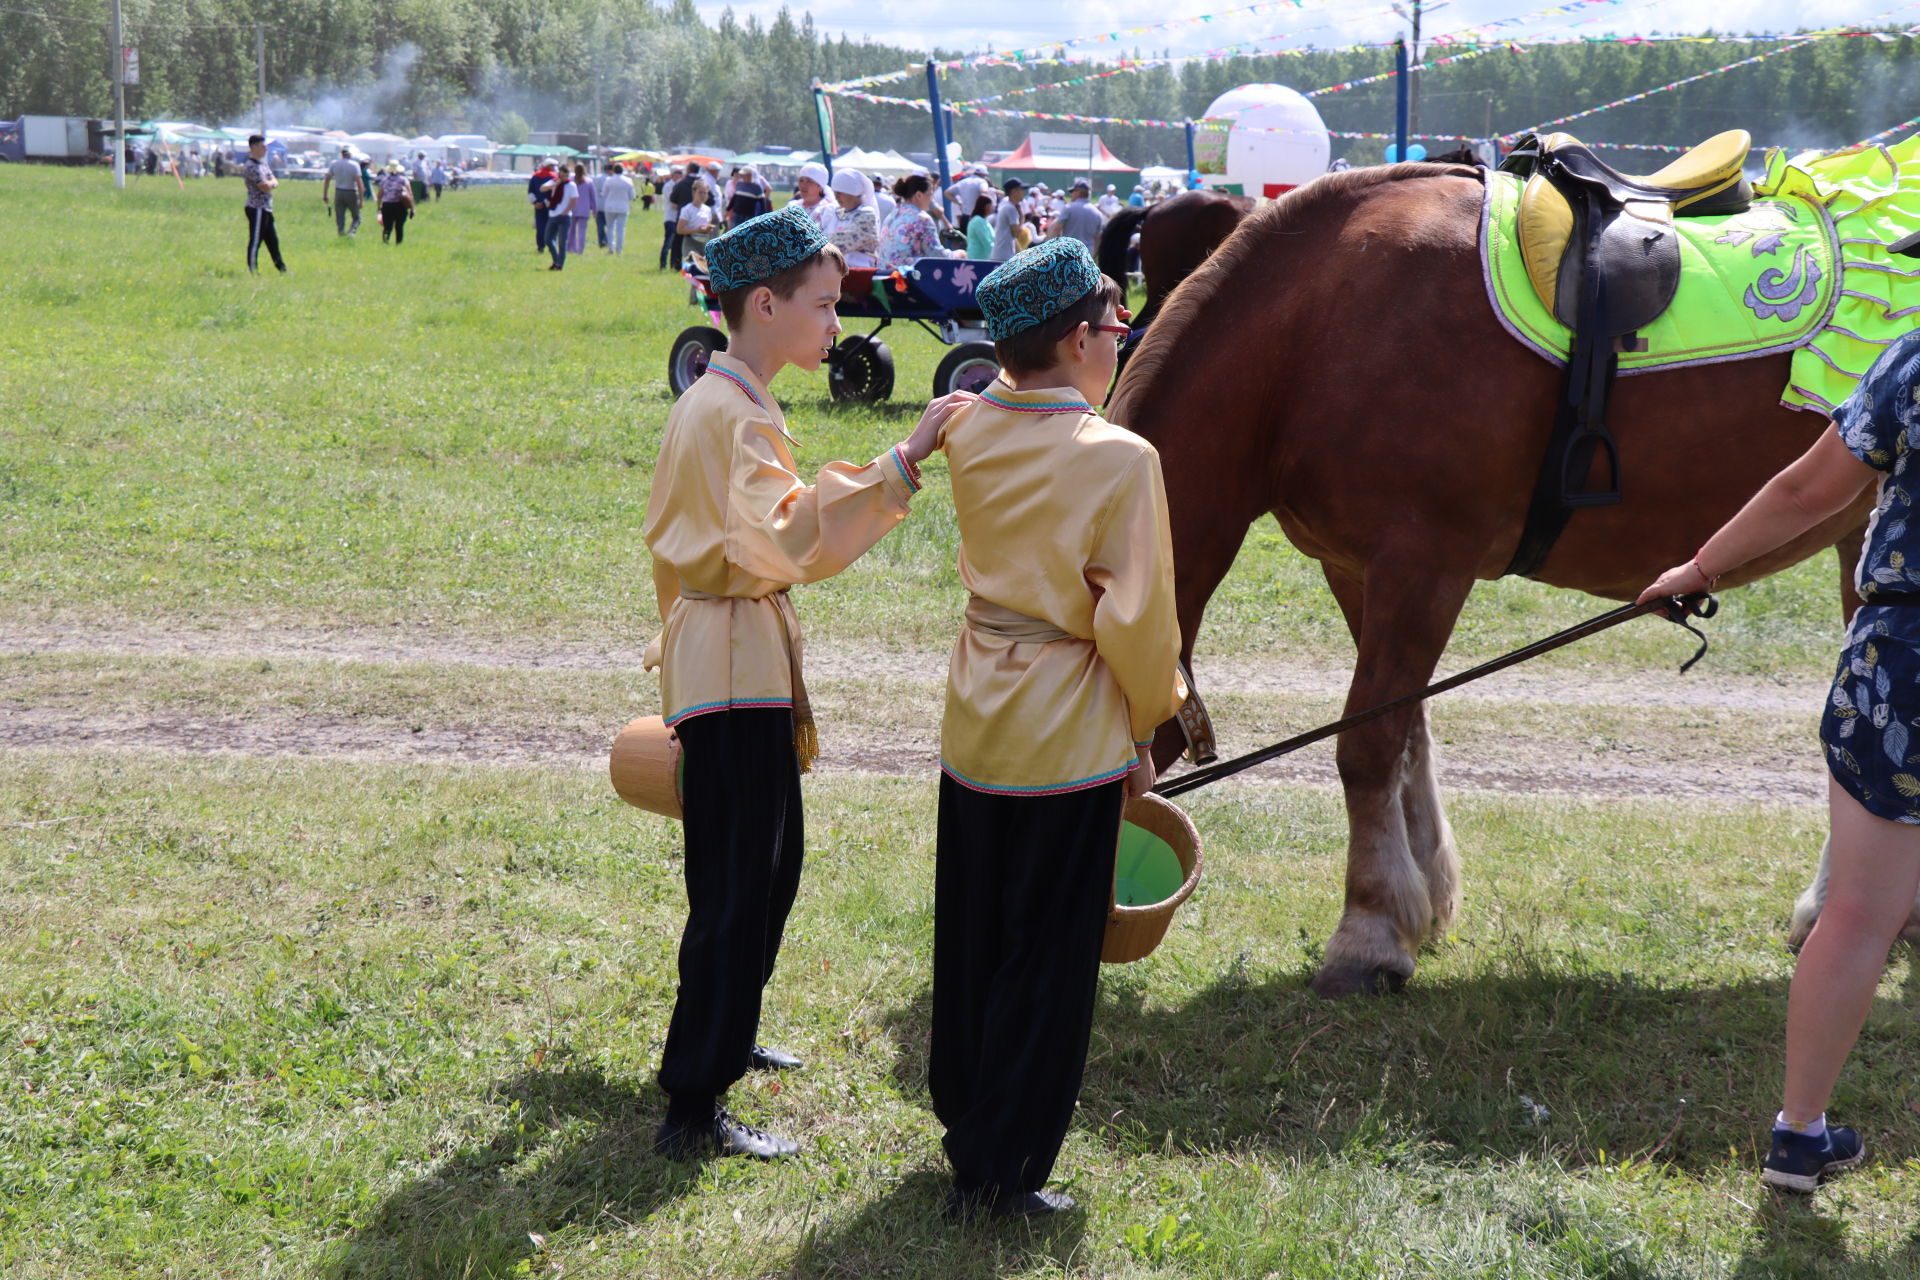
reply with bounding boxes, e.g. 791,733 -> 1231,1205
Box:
0,115 -> 106,164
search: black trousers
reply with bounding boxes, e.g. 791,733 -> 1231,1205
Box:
381,201 -> 408,244
534,205 -> 549,251
930,775 -> 1122,1196
244,207 -> 284,273
657,708 -> 804,1114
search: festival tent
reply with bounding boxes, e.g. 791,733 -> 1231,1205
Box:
832,146 -> 919,175
611,148 -> 668,165
669,153 -> 725,168
991,132 -> 1137,191
349,131 -> 411,164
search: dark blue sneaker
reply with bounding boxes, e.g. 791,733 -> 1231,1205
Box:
1762,1124 -> 1865,1192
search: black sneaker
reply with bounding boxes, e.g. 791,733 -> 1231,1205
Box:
654,1106 -> 799,1161
1762,1124 -> 1865,1193
749,1044 -> 802,1071
944,1185 -> 1076,1222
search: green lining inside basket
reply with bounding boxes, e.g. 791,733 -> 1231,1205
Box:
1115,822 -> 1184,907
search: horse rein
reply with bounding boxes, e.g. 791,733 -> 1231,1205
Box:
1154,592 -> 1719,800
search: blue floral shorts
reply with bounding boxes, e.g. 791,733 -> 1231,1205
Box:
1820,608 -> 1920,824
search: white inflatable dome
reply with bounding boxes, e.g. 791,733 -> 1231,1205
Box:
1196,84 -> 1331,198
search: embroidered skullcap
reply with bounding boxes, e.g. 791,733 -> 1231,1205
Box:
976,237 -> 1104,341
706,202 -> 830,293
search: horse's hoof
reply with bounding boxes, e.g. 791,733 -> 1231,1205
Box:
1310,964 -> 1408,999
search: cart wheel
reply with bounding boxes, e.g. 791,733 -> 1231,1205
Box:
668,326 -> 727,395
932,343 -> 1001,398
828,336 -> 895,403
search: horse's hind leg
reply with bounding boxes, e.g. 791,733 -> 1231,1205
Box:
1312,563 -> 1474,998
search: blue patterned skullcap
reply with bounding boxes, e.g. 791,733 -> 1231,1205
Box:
976,237 -> 1104,341
706,202 -> 829,293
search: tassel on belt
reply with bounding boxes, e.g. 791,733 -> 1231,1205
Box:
964,596 -> 1074,645
678,587 -> 819,773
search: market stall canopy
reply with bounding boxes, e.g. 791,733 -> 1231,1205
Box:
669,153 -> 725,168
611,149 -> 668,164
1137,164 -> 1184,182
991,132 -> 1139,190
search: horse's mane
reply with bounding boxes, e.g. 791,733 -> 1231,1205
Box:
1118,163 -> 1479,405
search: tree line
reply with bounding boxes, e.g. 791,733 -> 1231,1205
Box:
3,0 -> 1915,166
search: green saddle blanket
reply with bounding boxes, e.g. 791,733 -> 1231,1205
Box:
1481,168 -> 1839,376
1483,135 -> 1920,414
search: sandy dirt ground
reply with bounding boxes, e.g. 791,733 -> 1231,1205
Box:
0,620 -> 1832,806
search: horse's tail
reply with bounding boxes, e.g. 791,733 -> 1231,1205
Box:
1097,205 -> 1147,284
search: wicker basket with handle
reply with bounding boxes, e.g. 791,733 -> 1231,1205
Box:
609,715 -> 684,820
1102,792 -> 1203,964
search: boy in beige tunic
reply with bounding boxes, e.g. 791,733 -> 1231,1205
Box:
932,238 -> 1186,1216
643,203 -> 972,1160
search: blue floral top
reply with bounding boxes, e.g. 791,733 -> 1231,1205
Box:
1835,328 -> 1920,601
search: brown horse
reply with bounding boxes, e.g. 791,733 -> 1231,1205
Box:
1097,189 -> 1255,331
1109,163 -> 1876,998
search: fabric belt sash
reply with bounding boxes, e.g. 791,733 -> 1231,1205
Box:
963,596 -> 1073,645
679,587 -> 818,773
1863,592 -> 1920,607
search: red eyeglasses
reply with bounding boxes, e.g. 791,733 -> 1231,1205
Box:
1090,307 -> 1133,337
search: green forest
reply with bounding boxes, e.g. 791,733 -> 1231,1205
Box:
4,0 -> 1916,165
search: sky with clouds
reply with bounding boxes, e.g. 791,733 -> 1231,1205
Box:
694,0 -> 1906,65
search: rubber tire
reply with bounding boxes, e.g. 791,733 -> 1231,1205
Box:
668,326 -> 727,396
828,336 -> 895,404
932,342 -> 1001,398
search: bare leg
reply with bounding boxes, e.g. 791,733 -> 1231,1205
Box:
1780,778 -> 1920,1122
1313,565 -> 1475,998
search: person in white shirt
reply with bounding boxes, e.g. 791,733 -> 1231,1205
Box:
675,178 -> 718,253
945,167 -> 988,225
545,167 -> 577,269
601,161 -> 637,255
430,161 -> 448,200
872,175 -> 897,229
1097,184 -> 1122,218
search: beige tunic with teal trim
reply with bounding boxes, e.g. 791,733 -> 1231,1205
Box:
643,351 -> 921,731
937,380 -> 1186,795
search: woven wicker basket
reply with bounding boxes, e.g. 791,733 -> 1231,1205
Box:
1102,792 -> 1203,964
609,716 -> 684,820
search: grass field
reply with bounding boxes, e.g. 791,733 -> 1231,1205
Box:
4,166 -> 1917,1279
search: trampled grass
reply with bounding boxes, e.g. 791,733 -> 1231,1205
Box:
5,752 -> 1920,1278
0,165 -> 1850,674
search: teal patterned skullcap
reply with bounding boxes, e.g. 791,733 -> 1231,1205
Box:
976,237 -> 1104,341
706,202 -> 829,293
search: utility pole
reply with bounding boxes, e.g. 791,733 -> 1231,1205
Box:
255,24 -> 266,137
110,0 -> 124,188
1392,0 -> 1448,141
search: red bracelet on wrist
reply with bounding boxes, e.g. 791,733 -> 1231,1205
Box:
1689,552 -> 1720,589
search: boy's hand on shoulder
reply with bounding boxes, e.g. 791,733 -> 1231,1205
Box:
900,391 -> 977,464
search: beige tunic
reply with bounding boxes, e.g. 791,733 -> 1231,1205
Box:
643,352 -> 920,729
938,380 -> 1186,794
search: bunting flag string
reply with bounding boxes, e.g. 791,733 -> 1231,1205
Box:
1506,0 -> 1920,140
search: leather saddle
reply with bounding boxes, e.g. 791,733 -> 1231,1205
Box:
1497,130 -> 1754,577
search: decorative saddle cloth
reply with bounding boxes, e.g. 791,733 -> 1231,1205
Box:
1483,135 -> 1920,414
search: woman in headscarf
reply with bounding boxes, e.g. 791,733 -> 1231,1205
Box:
794,161 -> 834,231
826,169 -> 880,269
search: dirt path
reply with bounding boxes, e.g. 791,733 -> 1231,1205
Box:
0,620 -> 1829,804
